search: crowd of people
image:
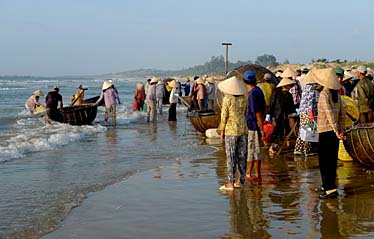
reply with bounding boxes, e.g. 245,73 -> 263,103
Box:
217,64 -> 374,199
131,75 -> 217,123
25,64 -> 374,200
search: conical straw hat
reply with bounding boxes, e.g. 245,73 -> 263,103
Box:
196,78 -> 204,84
32,89 -> 43,96
276,78 -> 296,88
150,77 -> 160,83
136,82 -> 144,90
281,67 -> 297,78
218,76 -> 247,95
312,68 -> 340,90
168,80 -> 178,88
102,81 -> 113,90
300,71 -> 316,86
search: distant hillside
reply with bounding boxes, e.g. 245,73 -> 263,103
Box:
97,56 -> 252,79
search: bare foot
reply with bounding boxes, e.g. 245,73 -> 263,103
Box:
219,183 -> 234,191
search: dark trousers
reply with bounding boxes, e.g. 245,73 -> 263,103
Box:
168,103 -> 177,121
318,131 -> 339,191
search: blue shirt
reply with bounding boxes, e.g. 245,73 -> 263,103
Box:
246,86 -> 265,130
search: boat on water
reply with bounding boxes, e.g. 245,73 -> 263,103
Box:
343,124 -> 374,169
186,110 -> 220,134
187,64 -> 278,134
48,103 -> 98,125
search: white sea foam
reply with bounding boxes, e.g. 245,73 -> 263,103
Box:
0,121 -> 106,162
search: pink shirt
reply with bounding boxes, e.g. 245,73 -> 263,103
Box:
25,95 -> 40,109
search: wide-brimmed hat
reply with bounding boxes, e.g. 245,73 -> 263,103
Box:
281,67 -> 297,78
357,65 -> 367,74
150,77 -> 159,83
218,76 -> 247,95
168,80 -> 178,88
102,81 -> 113,90
32,89 -> 43,96
343,71 -> 354,81
276,78 -> 296,88
196,78 -> 204,84
335,67 -> 344,76
312,68 -> 340,90
136,82 -> 144,90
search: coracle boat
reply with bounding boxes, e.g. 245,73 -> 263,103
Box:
48,103 -> 98,125
187,64 -> 278,134
343,124 -> 374,169
187,110 -> 220,134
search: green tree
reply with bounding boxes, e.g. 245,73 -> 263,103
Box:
255,54 -> 279,67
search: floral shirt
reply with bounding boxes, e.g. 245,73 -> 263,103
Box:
299,84 -> 320,115
217,95 -> 248,136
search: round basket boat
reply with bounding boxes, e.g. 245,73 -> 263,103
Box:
343,124 -> 374,169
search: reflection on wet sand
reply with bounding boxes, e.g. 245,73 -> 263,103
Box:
208,137 -> 374,238
225,187 -> 270,239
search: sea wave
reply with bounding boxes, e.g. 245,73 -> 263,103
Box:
0,121 -> 106,162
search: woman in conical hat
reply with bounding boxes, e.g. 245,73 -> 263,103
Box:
314,67 -> 345,199
94,80 -> 121,126
268,74 -> 296,144
133,82 -> 146,111
168,80 -> 178,122
25,89 -> 44,114
217,76 -> 248,191
294,70 -> 321,155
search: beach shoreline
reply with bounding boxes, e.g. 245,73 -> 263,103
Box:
41,142 -> 374,239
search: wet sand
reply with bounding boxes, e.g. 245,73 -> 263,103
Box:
42,144 -> 374,239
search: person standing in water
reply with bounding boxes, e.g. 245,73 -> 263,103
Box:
94,81 -> 121,126
45,86 -> 63,123
313,68 -> 345,199
156,79 -> 165,114
168,80 -> 179,122
146,77 -> 159,122
70,84 -> 87,106
217,76 -> 248,190
243,70 -> 265,183
25,89 -> 44,114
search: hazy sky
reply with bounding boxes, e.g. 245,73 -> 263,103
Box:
1,0 -> 373,76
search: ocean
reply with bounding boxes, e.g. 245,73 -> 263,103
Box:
0,76 -> 211,238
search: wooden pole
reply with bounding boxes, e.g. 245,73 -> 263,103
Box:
221,42 -> 232,75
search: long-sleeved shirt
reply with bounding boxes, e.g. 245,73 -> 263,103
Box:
156,84 -> 165,99
351,77 -> 374,113
257,82 -> 275,107
169,87 -> 178,104
317,89 -> 345,134
299,84 -> 320,115
217,95 -> 248,136
206,83 -> 216,100
96,87 -> 120,107
146,84 -> 157,101
25,95 -> 41,109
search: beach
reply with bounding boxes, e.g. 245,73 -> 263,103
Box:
42,139 -> 374,238
1,77 -> 374,239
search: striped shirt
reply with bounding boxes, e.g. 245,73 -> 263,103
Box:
317,89 -> 345,134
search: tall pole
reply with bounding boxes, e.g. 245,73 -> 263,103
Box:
222,42 -> 232,75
